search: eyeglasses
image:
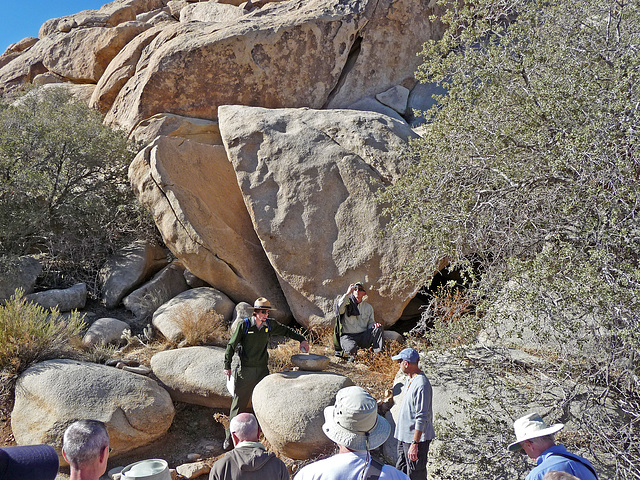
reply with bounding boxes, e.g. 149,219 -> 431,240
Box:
354,287 -> 366,293
255,309 -> 268,314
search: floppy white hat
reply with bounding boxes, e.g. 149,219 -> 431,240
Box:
322,386 -> 390,451
508,413 -> 564,452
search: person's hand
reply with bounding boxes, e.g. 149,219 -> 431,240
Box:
347,284 -> 356,295
300,341 -> 310,353
224,369 -> 231,380
408,442 -> 419,461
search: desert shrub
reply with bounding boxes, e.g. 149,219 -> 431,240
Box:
0,87 -> 159,296
0,290 -> 86,402
421,287 -> 481,350
380,0 -> 640,477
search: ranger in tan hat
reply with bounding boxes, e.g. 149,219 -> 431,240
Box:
223,297 -> 309,451
508,413 -> 598,480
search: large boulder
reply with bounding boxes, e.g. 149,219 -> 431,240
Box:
39,0 -> 166,37
41,22 -> 151,83
25,283 -> 87,312
101,0 -> 445,131
100,240 -> 169,309
90,25 -> 164,114
218,105 -> 421,327
150,346 -> 239,407
123,261 -> 189,319
252,371 -> 354,459
104,0 -> 375,131
11,359 -> 175,462
128,135 -> 292,321
0,256 -> 41,302
152,287 -> 235,343
0,33 -> 60,92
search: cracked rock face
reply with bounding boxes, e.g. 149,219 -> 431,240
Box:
128,135 -> 292,320
219,105 -> 421,327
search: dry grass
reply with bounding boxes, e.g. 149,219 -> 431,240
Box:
268,339 -> 301,372
305,323 -> 334,347
357,340 -> 405,385
172,307 -> 230,347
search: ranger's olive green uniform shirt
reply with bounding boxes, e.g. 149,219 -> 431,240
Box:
224,318 -> 306,369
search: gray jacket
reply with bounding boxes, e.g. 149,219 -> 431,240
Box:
209,442 -> 289,480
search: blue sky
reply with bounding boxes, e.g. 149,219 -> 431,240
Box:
1,0 -> 107,54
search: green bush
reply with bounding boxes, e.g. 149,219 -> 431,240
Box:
381,0 -> 639,477
0,87 -> 159,295
0,290 -> 86,402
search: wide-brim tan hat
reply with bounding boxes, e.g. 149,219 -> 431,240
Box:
253,297 -> 276,310
508,413 -> 564,452
322,386 -> 390,451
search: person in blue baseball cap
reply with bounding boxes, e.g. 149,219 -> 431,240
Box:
391,348 -> 434,480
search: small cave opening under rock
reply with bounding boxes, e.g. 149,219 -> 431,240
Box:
392,266 -> 471,337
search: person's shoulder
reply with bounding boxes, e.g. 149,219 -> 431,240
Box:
380,464 -> 411,480
294,458 -> 327,479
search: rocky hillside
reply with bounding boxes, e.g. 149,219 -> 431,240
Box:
0,0 -> 446,328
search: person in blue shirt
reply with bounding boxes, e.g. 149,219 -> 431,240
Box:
508,413 -> 598,480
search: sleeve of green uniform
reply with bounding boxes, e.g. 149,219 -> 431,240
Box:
271,320 -> 306,342
224,322 -> 243,369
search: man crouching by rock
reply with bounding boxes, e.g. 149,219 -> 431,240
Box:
62,420 -> 110,480
334,282 -> 383,359
210,413 -> 288,480
223,297 -> 309,451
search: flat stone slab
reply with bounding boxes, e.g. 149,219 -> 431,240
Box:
291,353 -> 330,371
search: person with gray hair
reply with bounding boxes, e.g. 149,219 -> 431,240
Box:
209,413 -> 288,480
508,413 -> 598,480
62,420 -> 110,480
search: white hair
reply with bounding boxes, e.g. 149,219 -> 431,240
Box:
62,420 -> 109,468
230,413 -> 259,442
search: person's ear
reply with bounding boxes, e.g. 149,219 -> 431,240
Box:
62,448 -> 69,463
99,445 -> 109,463
231,432 -> 240,447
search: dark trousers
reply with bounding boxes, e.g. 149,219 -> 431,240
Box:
339,325 -> 384,354
396,440 -> 431,480
225,364 -> 269,441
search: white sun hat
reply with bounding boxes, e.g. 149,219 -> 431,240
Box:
322,386 -> 390,451
508,413 -> 565,452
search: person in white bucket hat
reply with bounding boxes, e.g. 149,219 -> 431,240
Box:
294,386 -> 409,480
508,413 -> 598,480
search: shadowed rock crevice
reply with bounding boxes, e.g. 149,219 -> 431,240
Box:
322,34 -> 363,108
